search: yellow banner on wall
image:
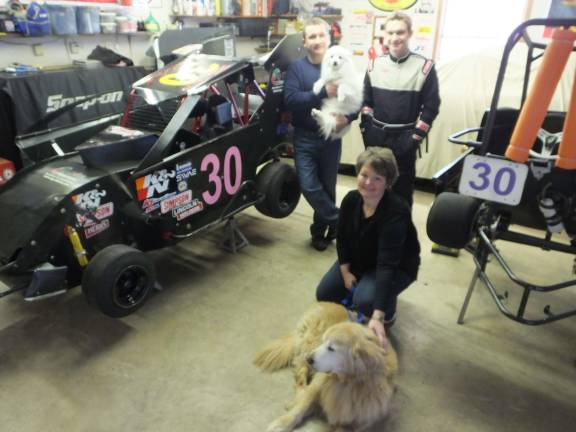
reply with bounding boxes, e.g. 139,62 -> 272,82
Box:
369,0 -> 418,12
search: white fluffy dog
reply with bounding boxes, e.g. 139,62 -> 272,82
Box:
311,45 -> 363,140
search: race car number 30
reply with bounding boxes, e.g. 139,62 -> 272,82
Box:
458,155 -> 528,206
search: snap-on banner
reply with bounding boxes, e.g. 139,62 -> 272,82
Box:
0,66 -> 146,135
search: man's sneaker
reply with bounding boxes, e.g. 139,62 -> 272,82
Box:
311,236 -> 329,251
325,225 -> 337,242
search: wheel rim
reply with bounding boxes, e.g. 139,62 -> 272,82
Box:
112,265 -> 150,309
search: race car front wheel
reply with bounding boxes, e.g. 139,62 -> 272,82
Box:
255,162 -> 301,218
427,192 -> 481,249
82,245 -> 156,318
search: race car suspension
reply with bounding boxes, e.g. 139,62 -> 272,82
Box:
65,225 -> 89,267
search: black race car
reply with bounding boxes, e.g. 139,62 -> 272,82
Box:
0,34 -> 304,317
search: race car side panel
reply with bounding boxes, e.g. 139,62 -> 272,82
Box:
129,122 -> 269,238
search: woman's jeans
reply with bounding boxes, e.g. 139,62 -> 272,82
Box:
316,261 -> 413,318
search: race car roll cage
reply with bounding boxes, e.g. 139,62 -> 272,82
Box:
435,19 -> 576,325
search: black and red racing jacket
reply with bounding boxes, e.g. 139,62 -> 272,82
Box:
363,52 -> 441,140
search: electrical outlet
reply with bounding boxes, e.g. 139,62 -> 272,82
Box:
32,44 -> 44,56
68,41 -> 80,54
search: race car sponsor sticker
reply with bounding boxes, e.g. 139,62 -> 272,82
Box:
72,189 -> 106,210
135,169 -> 175,201
84,219 -> 110,239
43,167 -> 87,188
72,189 -> 114,228
173,199 -> 204,221
270,68 -> 284,93
143,192 -> 176,214
161,190 -> 192,214
76,202 -> 114,227
142,197 -> 161,213
176,161 -> 197,181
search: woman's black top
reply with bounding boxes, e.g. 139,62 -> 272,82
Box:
336,190 -> 421,310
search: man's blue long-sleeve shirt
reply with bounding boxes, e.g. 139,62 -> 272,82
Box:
283,56 -> 326,133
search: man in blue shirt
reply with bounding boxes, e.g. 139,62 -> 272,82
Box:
284,18 -> 350,251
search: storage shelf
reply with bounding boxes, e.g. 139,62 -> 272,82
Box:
171,14 -> 342,20
19,0 -> 134,9
0,32 -> 151,39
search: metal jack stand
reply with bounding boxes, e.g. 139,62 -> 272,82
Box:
220,217 -> 249,253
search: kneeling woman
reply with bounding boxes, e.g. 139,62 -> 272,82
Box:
316,147 -> 420,347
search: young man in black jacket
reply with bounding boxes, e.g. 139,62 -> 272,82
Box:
362,12 -> 440,207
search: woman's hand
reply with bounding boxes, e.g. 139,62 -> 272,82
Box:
368,317 -> 388,349
341,270 -> 357,290
339,264 -> 356,290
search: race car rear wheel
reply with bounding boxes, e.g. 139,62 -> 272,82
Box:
427,192 -> 481,249
82,245 -> 155,318
255,162 -> 301,218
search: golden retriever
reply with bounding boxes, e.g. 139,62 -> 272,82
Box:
255,302 -> 398,432
254,302 -> 350,387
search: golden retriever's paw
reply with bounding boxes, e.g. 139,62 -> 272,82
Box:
294,367 -> 310,388
266,416 -> 294,432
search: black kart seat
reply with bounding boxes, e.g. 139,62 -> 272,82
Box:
76,125 -> 156,168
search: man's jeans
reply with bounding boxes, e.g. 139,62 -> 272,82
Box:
293,130 -> 341,238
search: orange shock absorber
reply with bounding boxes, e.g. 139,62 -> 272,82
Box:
505,28 -> 576,163
556,69 -> 576,169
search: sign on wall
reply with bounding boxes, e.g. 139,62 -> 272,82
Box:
338,0 -> 443,60
369,0 -> 418,11
371,0 -> 441,58
338,0 -> 442,60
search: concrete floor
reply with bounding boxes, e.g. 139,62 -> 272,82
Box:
1,174 -> 575,432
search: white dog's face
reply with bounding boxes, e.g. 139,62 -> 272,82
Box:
307,322 -> 385,376
323,46 -> 352,72
308,339 -> 349,374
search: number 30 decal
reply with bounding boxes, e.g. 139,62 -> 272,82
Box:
201,146 -> 243,205
468,162 -> 516,197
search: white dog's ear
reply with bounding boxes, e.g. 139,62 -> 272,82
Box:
350,339 -> 386,375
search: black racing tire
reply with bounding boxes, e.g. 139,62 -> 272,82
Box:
254,162 -> 301,218
426,192 -> 481,249
82,245 -> 156,318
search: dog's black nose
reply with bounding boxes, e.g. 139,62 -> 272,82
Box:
306,355 -> 314,365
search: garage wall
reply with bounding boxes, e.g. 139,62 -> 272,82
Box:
1,0 -> 569,178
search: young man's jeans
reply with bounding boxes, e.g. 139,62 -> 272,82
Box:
293,130 -> 341,239
316,261 -> 413,318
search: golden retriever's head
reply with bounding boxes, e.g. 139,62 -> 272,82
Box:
307,322 -> 387,377
322,45 -> 353,73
